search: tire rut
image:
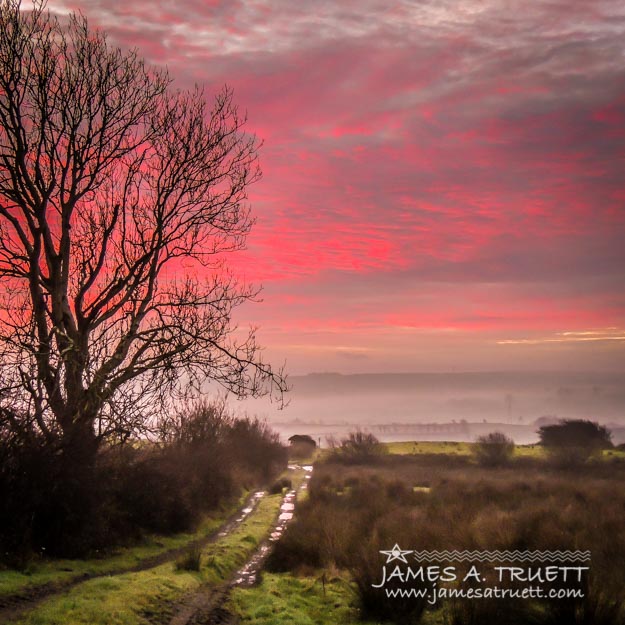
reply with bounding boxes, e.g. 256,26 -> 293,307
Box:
0,491 -> 265,624
165,465 -> 313,625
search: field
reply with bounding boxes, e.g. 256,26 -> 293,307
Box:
2,442 -> 625,624
384,440 -> 625,459
230,440 -> 625,625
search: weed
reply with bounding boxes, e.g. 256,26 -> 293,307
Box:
175,547 -> 202,572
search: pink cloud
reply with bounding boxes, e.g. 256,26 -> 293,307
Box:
47,0 -> 625,371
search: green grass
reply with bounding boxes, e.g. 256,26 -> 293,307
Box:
0,492 -> 249,598
602,447 -> 625,459
230,571 -> 377,625
14,566 -> 198,625
385,441 -> 474,456
10,464 -> 309,625
229,571 -> 452,625
288,447 -> 322,464
384,440 -> 625,460
12,492 -> 285,625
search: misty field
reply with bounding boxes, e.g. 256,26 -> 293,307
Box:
2,435 -> 625,624
232,443 -> 625,625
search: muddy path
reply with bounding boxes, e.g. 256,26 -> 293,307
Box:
0,490 -> 266,623
162,464 -> 313,625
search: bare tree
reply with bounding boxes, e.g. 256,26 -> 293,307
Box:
0,0 -> 286,462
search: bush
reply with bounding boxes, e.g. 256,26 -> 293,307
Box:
329,430 -> 385,464
0,400 -> 287,561
269,477 -> 292,494
352,539 -> 429,624
538,419 -> 612,466
446,597 -> 540,625
474,432 -> 515,467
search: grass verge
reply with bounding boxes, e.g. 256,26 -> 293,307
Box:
229,571 -> 379,625
0,491 -> 249,598
230,571 -> 456,625
11,492 -> 284,625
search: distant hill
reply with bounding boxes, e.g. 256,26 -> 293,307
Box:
289,370 -> 625,396
238,370 -> 625,434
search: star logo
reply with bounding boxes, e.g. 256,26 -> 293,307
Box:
380,544 -> 413,564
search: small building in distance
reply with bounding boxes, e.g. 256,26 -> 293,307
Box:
288,434 -> 317,458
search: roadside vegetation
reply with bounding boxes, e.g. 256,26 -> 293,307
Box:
0,400 -> 287,567
11,492 -> 287,625
239,428 -> 625,625
229,571 -> 376,625
0,492 -> 246,598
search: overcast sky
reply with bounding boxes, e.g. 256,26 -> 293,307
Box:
51,0 -> 625,374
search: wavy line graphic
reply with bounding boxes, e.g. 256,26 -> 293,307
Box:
409,550 -> 591,563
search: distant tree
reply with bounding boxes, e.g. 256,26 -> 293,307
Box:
332,430 -> 385,464
288,434 -> 316,446
534,415 -> 558,428
288,434 -> 316,459
474,431 -> 515,467
538,419 -> 612,465
0,1 -> 286,467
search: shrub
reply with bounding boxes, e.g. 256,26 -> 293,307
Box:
352,539 -> 429,624
538,419 -> 612,466
269,477 -> 292,494
0,399 -> 287,561
226,415 -> 288,481
329,430 -> 385,464
474,431 -> 515,467
446,597 -> 540,625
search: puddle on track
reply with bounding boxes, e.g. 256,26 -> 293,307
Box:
231,465 -> 312,587
217,491 -> 266,538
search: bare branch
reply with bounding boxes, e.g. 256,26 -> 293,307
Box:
0,0 -> 286,452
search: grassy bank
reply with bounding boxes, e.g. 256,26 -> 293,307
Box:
0,491 -> 248,598
230,571 -> 459,625
230,571 -> 376,625
8,465 -> 308,625
10,493 -> 284,625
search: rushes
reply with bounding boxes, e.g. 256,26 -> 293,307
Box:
268,453 -> 625,624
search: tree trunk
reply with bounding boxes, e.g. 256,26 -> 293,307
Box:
59,418 -> 99,470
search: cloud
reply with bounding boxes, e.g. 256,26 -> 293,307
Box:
48,0 -> 625,371
497,328 -> 625,345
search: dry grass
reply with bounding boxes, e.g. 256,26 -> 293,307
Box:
269,453 -> 625,624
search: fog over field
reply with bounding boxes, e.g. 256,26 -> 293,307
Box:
239,371 -> 625,445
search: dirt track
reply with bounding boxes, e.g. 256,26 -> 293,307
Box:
0,490 -> 264,623
1,465 -> 312,624
161,466 -> 312,625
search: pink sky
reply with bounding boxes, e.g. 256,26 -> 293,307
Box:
51,0 -> 625,374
